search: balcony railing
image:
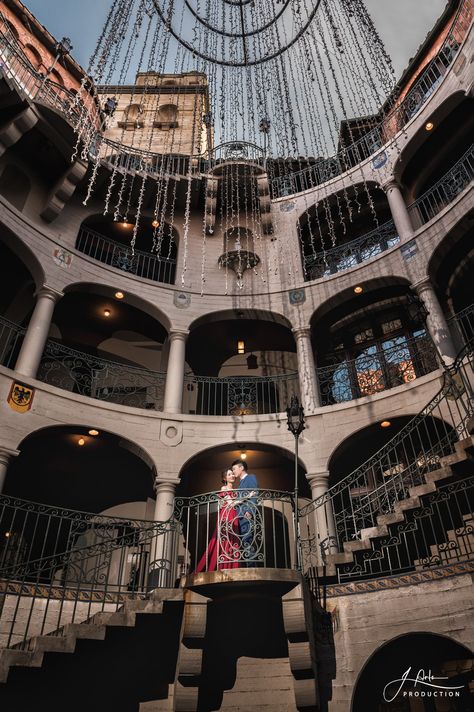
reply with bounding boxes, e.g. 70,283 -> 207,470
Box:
0,494 -> 179,649
75,226 -> 177,284
300,338 -> 474,582
303,219 -> 399,280
408,144 -> 474,228
183,371 -> 300,416
448,302 -> 474,351
317,331 -> 439,406
174,489 -> 295,573
0,316 -> 24,369
37,340 -> 166,410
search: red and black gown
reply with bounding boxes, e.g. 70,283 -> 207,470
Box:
195,490 -> 240,572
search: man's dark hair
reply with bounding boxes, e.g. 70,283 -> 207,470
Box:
231,458 -> 248,471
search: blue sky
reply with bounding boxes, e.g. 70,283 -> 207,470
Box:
24,0 -> 447,78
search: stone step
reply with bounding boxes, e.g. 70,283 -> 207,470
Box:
220,658 -> 297,710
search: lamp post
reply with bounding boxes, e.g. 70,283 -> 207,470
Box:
286,395 -> 305,570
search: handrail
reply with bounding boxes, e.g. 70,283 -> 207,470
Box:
76,225 -> 177,284
0,1 -> 470,198
303,219 -> 399,280
299,337 -> 474,552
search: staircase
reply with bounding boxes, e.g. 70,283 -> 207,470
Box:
0,589 -> 184,711
322,432 -> 474,581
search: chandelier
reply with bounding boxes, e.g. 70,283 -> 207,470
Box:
70,0 -> 397,292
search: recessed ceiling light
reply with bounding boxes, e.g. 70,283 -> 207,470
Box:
240,451 -> 247,460
114,291 -> 124,300
103,309 -> 111,317
354,286 -> 363,294
425,121 -> 434,131
381,420 -> 391,428
88,429 -> 99,436
152,219 -> 160,228
78,437 -> 85,446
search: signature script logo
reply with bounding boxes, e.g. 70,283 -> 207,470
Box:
383,667 -> 464,702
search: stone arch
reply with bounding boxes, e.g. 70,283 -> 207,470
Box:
0,220 -> 45,290
351,631 -> 473,711
5,424 -> 156,513
23,43 -> 43,71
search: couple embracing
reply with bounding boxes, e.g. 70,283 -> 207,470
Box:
195,459 -> 260,572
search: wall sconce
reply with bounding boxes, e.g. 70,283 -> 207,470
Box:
237,340 -> 245,354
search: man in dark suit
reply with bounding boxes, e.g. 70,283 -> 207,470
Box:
231,459 -> 260,567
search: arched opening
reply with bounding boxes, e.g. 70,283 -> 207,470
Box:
428,211 -> 474,350
185,309 -> 298,415
311,278 -> 438,406
176,442 -> 309,573
399,97 -> 474,227
0,164 -> 31,211
352,633 -> 473,711
76,214 -> 178,284
299,184 -> 398,280
118,102 -> 144,128
4,426 -> 155,514
0,228 -> 43,369
154,103 -> 178,129
23,43 -> 43,71
49,68 -> 64,86
36,286 -> 169,409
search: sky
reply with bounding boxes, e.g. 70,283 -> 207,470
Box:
24,0 -> 448,80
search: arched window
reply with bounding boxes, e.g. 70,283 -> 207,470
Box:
23,43 -> 43,71
49,68 -> 64,86
154,104 -> 178,129
118,103 -> 144,128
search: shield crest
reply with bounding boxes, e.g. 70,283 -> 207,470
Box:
8,381 -> 35,413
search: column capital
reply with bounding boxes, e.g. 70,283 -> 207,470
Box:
34,285 -> 64,303
411,276 -> 432,294
0,447 -> 20,467
308,471 -> 330,490
153,477 -> 177,495
168,329 -> 189,341
292,326 -> 312,340
381,177 -> 401,193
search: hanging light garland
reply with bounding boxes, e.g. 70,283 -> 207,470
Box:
72,0 -> 398,292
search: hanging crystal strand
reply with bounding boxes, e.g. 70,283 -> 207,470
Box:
180,69 -> 200,287
113,171 -> 128,221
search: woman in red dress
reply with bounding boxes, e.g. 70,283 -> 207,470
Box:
195,469 -> 240,572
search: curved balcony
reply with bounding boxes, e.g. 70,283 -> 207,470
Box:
302,146 -> 473,281
408,144 -> 474,228
303,219 -> 399,281
270,0 -> 472,199
0,0 -> 470,199
75,226 -> 177,284
184,372 -> 299,416
316,331 -> 439,407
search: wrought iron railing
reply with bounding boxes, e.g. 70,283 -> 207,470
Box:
183,371 -> 300,416
174,489 -> 295,573
270,0 -> 472,198
448,303 -> 474,351
300,338 -> 474,579
303,219 -> 399,280
408,144 -> 474,228
0,495 -> 180,649
37,340 -> 166,410
0,316 -> 24,369
75,226 -> 177,284
317,331 -> 439,406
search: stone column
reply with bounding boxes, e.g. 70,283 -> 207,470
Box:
383,178 -> 414,241
293,327 -> 321,413
308,472 -> 338,564
412,277 -> 457,365
14,286 -> 63,378
150,479 -> 177,588
163,330 -> 188,414
0,448 -> 19,493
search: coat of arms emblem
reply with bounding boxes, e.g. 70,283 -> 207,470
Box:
7,381 -> 35,413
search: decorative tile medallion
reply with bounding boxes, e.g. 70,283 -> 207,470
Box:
174,292 -> 191,309
289,288 -> 306,305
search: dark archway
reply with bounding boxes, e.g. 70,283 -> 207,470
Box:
5,425 -> 155,513
352,632 -> 473,711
